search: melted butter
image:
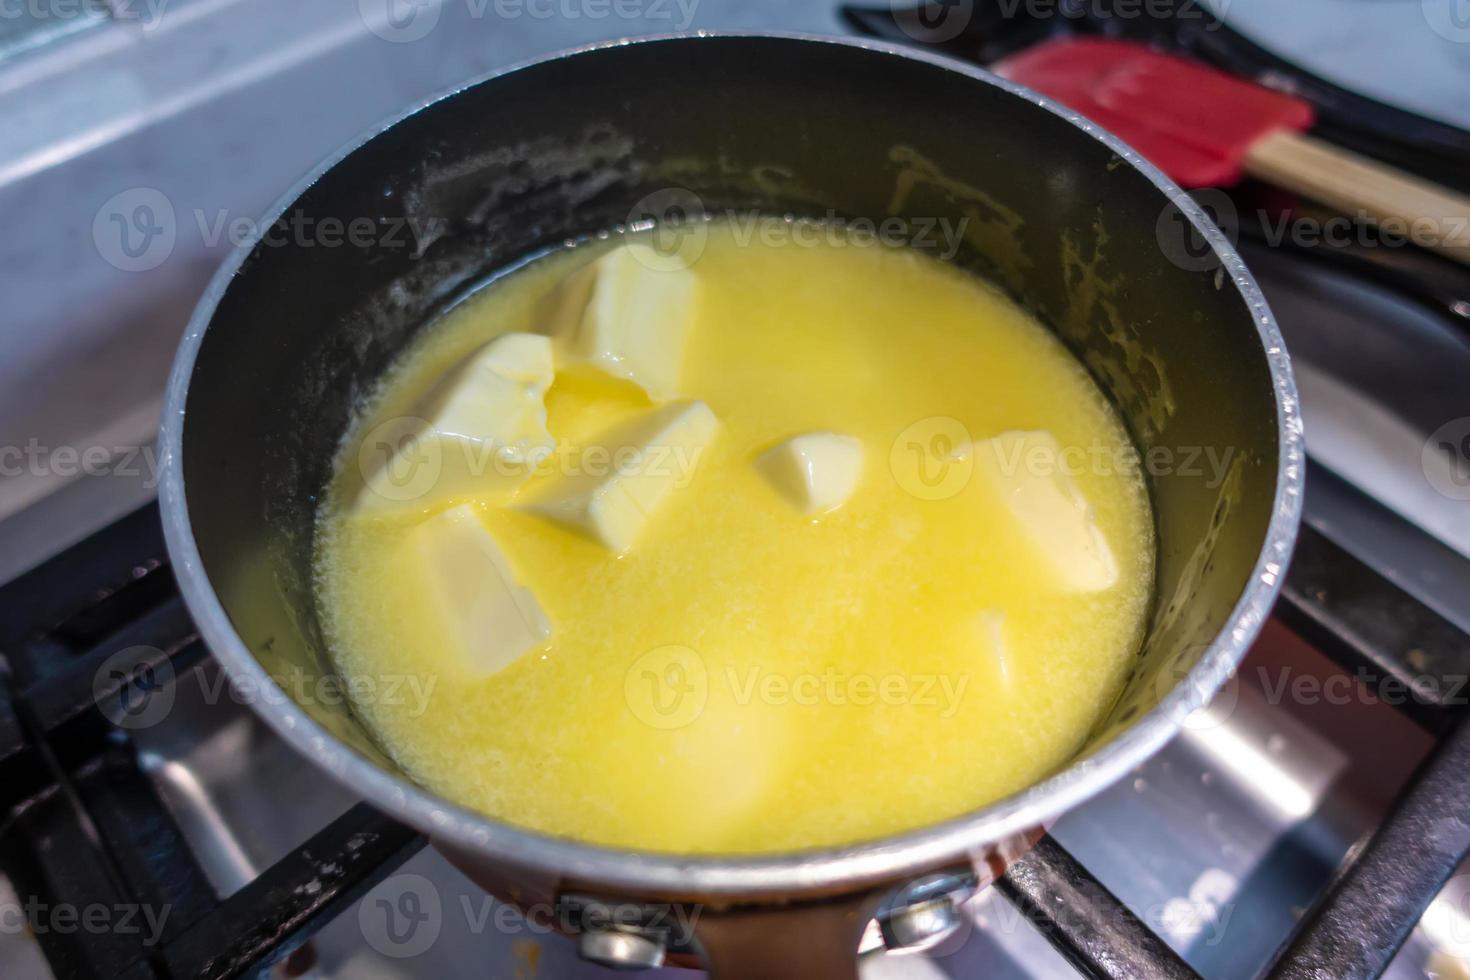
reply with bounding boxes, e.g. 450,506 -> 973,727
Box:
314,220 -> 1155,854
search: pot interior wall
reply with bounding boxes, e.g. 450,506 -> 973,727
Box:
181,38 -> 1281,811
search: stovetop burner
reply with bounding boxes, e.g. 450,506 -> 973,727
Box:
2,454 -> 1467,978
4,4 -> 1470,977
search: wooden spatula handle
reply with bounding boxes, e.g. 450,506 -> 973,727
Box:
1243,131 -> 1470,266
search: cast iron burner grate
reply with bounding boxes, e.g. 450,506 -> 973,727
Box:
0,506 -> 421,980
1,480 -> 1468,978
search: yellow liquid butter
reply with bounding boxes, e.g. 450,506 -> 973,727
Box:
315,221 -> 1155,854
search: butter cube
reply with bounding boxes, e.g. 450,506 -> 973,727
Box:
409,504 -> 552,676
974,609 -> 1012,688
756,432 -> 864,516
356,333 -> 554,514
521,401 -> 719,554
972,430 -> 1118,592
546,242 -> 697,401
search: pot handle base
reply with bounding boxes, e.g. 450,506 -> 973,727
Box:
690,889 -> 885,980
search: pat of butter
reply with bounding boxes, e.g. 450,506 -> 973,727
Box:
972,430 -> 1118,592
974,609 -> 1011,688
409,504 -> 552,677
756,432 -> 864,516
546,242 -> 697,401
521,400 -> 718,555
668,695 -> 790,845
356,333 -> 554,515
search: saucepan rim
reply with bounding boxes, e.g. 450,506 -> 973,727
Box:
157,31 -> 1303,900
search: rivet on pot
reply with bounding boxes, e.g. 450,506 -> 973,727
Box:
879,872 -> 975,950
576,929 -> 666,970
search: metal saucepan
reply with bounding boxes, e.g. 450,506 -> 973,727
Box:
158,33 -> 1302,976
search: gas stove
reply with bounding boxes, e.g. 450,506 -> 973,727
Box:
4,469 -> 1469,979
2,1 -> 1470,978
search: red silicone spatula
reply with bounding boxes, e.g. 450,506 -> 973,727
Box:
994,38 -> 1470,266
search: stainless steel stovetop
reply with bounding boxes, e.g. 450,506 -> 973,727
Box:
2,2 -> 1469,978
